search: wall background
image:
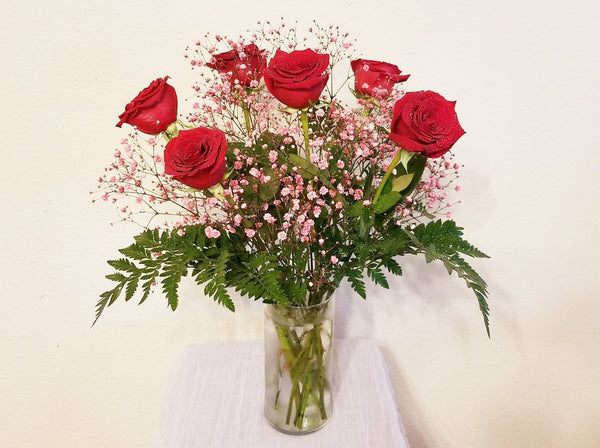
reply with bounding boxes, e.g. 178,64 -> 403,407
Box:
2,0 -> 599,446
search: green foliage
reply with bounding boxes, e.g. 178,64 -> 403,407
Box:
346,267 -> 367,299
391,173 -> 414,192
373,192 -> 402,214
404,220 -> 491,336
95,227 -> 293,324
192,250 -> 234,311
226,252 -> 288,304
97,30 -> 491,337
412,220 -> 490,260
398,154 -> 426,197
380,256 -> 403,276
97,137 -> 490,333
366,263 -> 389,289
97,205 -> 490,337
377,153 -> 426,199
96,227 -> 217,324
288,153 -> 320,179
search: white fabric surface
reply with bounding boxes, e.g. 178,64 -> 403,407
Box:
152,339 -> 409,448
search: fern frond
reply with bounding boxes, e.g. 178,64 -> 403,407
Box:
380,256 -> 403,277
413,220 -> 489,258
405,221 -> 491,336
160,260 -> 188,311
227,252 -> 287,304
193,250 -> 235,311
367,263 -> 389,289
119,243 -> 152,260
94,270 -> 128,325
347,267 -> 367,299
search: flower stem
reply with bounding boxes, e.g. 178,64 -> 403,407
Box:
314,329 -> 327,419
243,108 -> 252,134
274,318 -> 329,430
373,148 -> 404,205
301,109 -> 311,159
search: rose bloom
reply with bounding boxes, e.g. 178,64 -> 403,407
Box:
207,44 -> 267,87
351,59 -> 410,99
116,76 -> 178,135
263,48 -> 329,109
164,127 -> 228,190
389,90 -> 465,158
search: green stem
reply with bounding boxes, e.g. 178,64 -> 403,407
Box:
175,119 -> 194,129
295,368 -> 312,427
372,148 -> 404,205
274,316 -> 329,430
243,108 -> 252,134
314,328 -> 327,419
300,108 -> 311,159
286,380 -> 300,425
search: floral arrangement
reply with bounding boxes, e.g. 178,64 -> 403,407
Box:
94,21 -> 490,335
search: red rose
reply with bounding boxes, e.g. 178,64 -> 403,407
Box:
164,127 -> 228,190
116,77 -> 178,135
389,90 -> 465,158
351,59 -> 409,99
207,44 -> 267,87
263,49 -> 330,109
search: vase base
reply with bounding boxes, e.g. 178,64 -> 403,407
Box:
265,411 -> 331,435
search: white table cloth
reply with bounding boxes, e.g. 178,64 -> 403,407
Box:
152,339 -> 409,447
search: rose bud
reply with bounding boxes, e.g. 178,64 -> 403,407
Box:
116,76 -> 178,135
207,44 -> 268,87
263,49 -> 330,109
164,127 -> 228,190
389,90 -> 465,158
351,59 -> 410,99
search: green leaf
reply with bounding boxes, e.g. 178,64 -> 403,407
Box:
280,279 -> 308,304
367,264 -> 389,288
347,268 -> 367,299
404,221 -> 491,336
94,268 -> 129,325
288,153 -> 320,179
412,220 -> 490,259
381,257 -> 403,276
94,289 -> 119,326
134,229 -> 160,248
107,258 -> 139,273
362,164 -> 375,198
226,252 -> 288,304
204,280 -> 234,311
443,254 -> 490,337
258,167 -> 280,201
193,249 -> 235,311
373,192 -> 401,214
346,200 -> 367,217
403,154 -> 427,196
398,149 -> 414,171
160,264 -> 186,311
391,173 -> 414,192
119,243 -> 150,260
124,276 -> 139,301
138,277 -> 155,305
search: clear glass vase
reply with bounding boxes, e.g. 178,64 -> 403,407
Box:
264,295 -> 335,434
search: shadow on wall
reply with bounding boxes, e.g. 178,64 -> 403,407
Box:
333,268 -> 451,448
381,346 -> 446,448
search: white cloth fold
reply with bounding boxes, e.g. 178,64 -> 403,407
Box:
152,339 -> 409,448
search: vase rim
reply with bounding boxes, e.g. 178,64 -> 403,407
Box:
269,292 -> 335,310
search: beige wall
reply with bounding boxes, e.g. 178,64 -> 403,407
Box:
1,0 -> 599,446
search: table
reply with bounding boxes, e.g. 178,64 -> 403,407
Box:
152,339 -> 409,447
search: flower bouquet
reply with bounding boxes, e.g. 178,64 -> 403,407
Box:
94,21 -> 489,433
